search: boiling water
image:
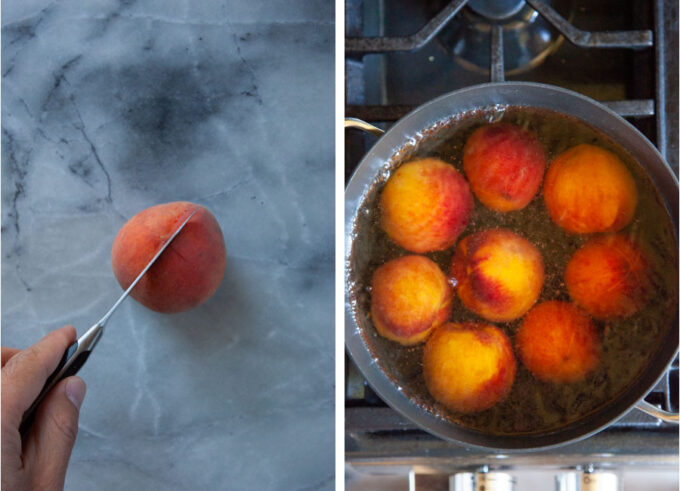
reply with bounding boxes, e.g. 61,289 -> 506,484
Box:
348,106 -> 678,434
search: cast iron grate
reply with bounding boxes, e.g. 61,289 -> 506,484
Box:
345,0 -> 677,171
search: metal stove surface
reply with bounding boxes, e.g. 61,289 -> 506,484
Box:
344,0 -> 679,481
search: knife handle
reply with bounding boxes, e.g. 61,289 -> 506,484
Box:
19,340 -> 91,436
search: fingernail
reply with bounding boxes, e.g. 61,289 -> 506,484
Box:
65,377 -> 86,410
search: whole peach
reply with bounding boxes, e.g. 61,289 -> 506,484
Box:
380,158 -> 474,253
565,234 -> 650,320
450,229 -> 544,322
544,144 -> 638,234
111,201 -> 226,313
371,255 -> 453,345
423,322 -> 516,413
463,123 -> 546,212
516,301 -> 600,384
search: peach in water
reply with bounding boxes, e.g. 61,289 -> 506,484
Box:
423,322 -> 516,413
370,255 -> 453,345
543,144 -> 638,234
463,123 -> 546,212
450,229 -> 544,322
380,158 -> 474,253
516,301 -> 601,384
565,234 -> 650,320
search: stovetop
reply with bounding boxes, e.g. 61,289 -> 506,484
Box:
345,0 -> 679,470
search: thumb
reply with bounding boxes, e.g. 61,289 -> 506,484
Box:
24,376 -> 86,490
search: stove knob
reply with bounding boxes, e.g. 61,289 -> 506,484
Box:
450,471 -> 515,491
450,472 -> 475,491
581,472 -> 618,491
556,471 -> 619,491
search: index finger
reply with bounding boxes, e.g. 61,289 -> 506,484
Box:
1,326 -> 77,425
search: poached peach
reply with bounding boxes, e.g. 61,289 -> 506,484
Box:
370,255 -> 453,345
423,322 -> 516,413
380,158 -> 474,253
111,201 -> 226,313
565,234 -> 650,320
544,144 -> 638,234
463,123 -> 546,212
450,229 -> 544,322
517,301 -> 600,384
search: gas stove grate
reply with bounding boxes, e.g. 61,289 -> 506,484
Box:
345,0 -> 678,171
346,0 -> 652,53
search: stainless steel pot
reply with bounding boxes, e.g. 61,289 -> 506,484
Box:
345,82 -> 678,450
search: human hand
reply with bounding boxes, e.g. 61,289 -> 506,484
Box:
2,326 -> 87,491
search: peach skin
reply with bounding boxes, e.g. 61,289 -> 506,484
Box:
463,123 -> 546,212
517,301 -> 601,384
111,201 -> 226,313
370,255 -> 453,345
565,234 -> 650,320
544,144 -> 638,234
380,158 -> 474,253
423,322 -> 516,413
450,229 -> 544,322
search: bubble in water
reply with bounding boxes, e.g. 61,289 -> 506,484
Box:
377,166 -> 392,182
448,276 -> 458,288
486,104 -> 507,123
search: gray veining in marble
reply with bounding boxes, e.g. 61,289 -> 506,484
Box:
2,1 -> 334,489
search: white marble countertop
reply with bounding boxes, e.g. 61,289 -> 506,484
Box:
2,1 -> 334,489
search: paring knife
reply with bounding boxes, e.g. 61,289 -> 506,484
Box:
19,207 -> 199,435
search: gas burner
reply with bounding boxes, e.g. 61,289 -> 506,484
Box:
468,0 -> 527,20
439,0 -> 572,75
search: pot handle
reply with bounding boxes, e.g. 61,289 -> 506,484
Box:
635,400 -> 679,423
345,118 -> 385,136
